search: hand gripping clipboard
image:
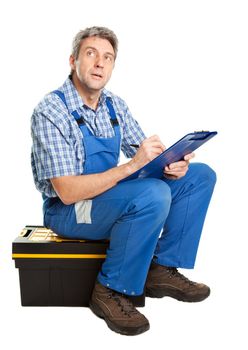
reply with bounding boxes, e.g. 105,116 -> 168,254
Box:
122,131 -> 217,181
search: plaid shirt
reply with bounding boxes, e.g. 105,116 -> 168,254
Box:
31,77 -> 146,197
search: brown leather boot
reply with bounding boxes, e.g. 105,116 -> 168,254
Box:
146,262 -> 210,302
89,281 -> 150,335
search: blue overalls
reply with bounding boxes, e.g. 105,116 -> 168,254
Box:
43,91 -> 216,296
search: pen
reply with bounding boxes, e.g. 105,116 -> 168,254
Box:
130,144 -> 139,148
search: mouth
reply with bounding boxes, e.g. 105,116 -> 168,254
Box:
91,73 -> 103,80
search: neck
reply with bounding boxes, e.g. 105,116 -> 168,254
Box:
71,74 -> 101,110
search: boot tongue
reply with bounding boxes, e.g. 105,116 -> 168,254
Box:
96,282 -> 139,316
166,268 -> 196,286
112,292 -> 138,316
166,267 -> 178,273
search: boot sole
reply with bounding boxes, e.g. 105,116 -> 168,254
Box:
89,300 -> 150,336
146,287 -> 210,302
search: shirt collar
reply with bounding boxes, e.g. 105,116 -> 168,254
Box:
60,76 -> 113,113
99,88 -> 113,105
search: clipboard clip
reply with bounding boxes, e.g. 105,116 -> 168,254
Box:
194,130 -> 209,133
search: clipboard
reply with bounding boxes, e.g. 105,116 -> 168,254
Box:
122,131 -> 217,181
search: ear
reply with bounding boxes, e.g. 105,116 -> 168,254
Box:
69,55 -> 76,71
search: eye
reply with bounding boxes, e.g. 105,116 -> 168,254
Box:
105,55 -> 113,63
86,50 -> 95,57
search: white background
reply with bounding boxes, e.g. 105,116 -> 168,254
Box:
0,0 -> 247,348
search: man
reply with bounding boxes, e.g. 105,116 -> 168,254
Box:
31,26 -> 216,336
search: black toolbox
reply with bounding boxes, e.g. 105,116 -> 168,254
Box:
12,226 -> 145,307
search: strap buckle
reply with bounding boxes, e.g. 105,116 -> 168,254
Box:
75,116 -> 85,126
110,118 -> 119,126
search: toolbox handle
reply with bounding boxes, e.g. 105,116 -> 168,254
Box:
22,229 -> 33,237
21,226 -> 39,238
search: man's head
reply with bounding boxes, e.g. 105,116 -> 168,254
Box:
71,26 -> 118,61
70,26 -> 118,94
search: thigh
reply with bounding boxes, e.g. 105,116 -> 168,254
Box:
45,178 -> 168,240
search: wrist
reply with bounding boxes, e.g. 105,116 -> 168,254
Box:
126,158 -> 139,175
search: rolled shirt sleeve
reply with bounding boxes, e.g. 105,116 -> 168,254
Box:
31,93 -> 83,197
31,111 -> 77,181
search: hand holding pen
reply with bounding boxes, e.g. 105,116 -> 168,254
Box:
129,135 -> 166,170
129,135 -> 194,179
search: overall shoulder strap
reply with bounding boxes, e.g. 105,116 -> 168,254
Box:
52,90 -> 68,108
52,90 -> 91,135
106,97 -> 119,127
105,97 -> 121,138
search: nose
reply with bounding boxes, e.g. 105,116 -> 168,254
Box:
95,54 -> 104,68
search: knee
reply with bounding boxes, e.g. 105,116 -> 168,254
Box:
189,163 -> 217,187
146,179 -> 172,215
127,178 -> 171,219
198,163 -> 217,186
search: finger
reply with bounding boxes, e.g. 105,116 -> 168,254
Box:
164,169 -> 187,176
146,135 -> 166,150
167,160 -> 188,170
184,152 -> 195,161
164,174 -> 178,180
151,142 -> 166,152
164,164 -> 188,174
164,170 -> 186,179
142,140 -> 166,152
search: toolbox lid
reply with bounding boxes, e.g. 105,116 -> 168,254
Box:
12,226 -> 108,258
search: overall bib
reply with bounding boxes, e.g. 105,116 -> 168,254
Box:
43,90 -> 216,296
42,89 -> 121,225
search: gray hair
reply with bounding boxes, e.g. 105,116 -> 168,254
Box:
71,26 -> 118,60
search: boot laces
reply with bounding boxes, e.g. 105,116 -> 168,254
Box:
107,290 -> 138,317
167,267 -> 195,286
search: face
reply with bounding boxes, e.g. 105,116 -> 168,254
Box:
70,36 -> 115,93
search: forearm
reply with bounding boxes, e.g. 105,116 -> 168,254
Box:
51,160 -> 138,205
51,134 -> 166,205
